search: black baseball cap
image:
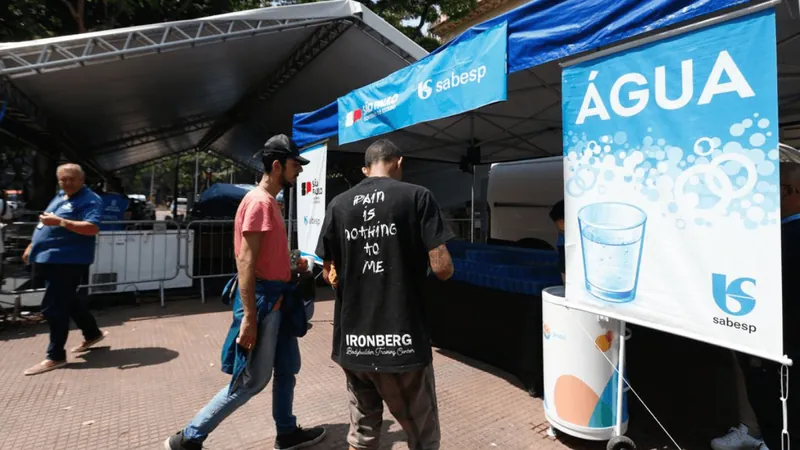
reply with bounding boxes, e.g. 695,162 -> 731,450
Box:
260,134 -> 310,165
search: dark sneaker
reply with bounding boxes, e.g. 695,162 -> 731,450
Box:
164,430 -> 202,450
274,426 -> 326,450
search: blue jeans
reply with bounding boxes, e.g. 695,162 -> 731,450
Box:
183,310 -> 301,442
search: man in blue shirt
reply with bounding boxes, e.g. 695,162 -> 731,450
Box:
22,163 -> 109,376
96,180 -> 130,231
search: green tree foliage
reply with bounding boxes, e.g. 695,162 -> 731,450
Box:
294,0 -> 476,51
1,0 -> 264,40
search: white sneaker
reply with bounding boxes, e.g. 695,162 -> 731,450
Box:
711,424 -> 766,450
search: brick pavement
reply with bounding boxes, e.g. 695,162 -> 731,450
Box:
0,294 -> 740,450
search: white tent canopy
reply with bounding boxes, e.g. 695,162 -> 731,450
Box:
0,0 -> 426,175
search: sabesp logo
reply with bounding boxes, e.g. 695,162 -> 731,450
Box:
417,65 -> 488,101
303,216 -> 321,226
712,273 -> 756,316
712,273 -> 758,334
542,323 -> 551,340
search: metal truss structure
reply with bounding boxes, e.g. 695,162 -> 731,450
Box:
0,2 -> 425,178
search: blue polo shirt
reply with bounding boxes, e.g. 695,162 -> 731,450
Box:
31,186 -> 103,265
97,192 -> 129,231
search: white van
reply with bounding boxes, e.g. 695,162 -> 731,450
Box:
486,157 -> 563,249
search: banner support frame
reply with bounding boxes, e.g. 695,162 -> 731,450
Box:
561,0 -> 781,68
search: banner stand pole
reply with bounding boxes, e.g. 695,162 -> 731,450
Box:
288,187 -> 294,248
615,320 -> 627,437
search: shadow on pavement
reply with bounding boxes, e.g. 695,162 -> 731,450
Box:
435,348 -> 528,391
0,297 -> 229,342
71,346 -> 180,370
313,420 -> 407,450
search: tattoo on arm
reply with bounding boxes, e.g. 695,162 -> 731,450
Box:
428,244 -> 454,281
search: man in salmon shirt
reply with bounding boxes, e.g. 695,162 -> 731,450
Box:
165,135 -> 326,450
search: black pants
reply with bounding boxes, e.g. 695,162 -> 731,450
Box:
739,347 -> 799,449
37,263 -> 102,361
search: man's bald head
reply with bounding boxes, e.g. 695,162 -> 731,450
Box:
56,163 -> 86,196
57,163 -> 85,179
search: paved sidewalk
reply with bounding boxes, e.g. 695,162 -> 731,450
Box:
0,294 -> 739,450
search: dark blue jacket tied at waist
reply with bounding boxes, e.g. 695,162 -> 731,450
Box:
219,275 -> 313,394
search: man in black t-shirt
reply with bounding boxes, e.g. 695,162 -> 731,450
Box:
316,139 -> 454,450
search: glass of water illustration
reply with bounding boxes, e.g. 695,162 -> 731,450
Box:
578,202 -> 647,303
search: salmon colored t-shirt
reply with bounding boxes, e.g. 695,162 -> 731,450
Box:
234,187 -> 291,282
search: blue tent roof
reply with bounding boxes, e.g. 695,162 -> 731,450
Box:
291,0 -> 759,155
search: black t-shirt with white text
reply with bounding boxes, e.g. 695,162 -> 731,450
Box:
316,177 -> 454,372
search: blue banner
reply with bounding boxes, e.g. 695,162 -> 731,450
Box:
337,22 -> 507,145
562,10 -> 784,362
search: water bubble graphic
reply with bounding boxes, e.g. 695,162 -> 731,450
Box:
614,131 -> 627,145
746,149 -> 765,165
667,146 -> 683,162
694,137 -> 718,156
647,127 -> 653,133
741,199 -> 752,208
602,145 -> 610,153
754,113 -> 760,117
620,152 -> 627,159
758,161 -> 775,176
744,220 -> 757,230
753,193 -> 765,204
731,123 -> 746,137
747,207 -> 765,223
750,133 -> 766,147
643,136 -> 654,147
688,155 -> 696,163
657,162 -> 669,173
676,219 -> 686,229
668,202 -> 678,213
572,136 -> 579,143
658,138 -> 666,146
767,132 -> 773,137
768,149 -> 779,160
743,119 -> 753,128
737,176 -> 747,186
601,135 -> 609,144
656,150 -> 666,160
695,218 -> 705,226
758,118 -> 770,129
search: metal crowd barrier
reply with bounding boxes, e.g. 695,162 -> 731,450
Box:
1,216 -> 478,319
183,219 -> 236,304
1,220 -> 186,316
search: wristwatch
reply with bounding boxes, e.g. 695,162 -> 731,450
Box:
59,219 -> 68,228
